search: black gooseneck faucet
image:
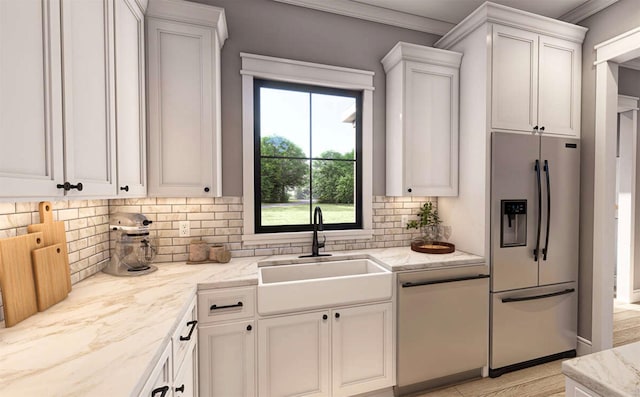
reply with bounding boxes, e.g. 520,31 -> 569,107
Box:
300,206 -> 332,258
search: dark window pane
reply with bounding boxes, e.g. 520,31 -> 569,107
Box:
260,87 -> 310,157
260,158 -> 310,227
312,160 -> 355,224
311,93 -> 356,159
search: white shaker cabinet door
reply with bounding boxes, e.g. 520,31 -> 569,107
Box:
198,321 -> 255,397
538,35 -> 581,137
115,0 -> 147,196
331,303 -> 394,397
146,19 -> 219,197
0,0 -> 64,198
403,61 -> 459,196
175,338 -> 198,397
138,342 -> 173,397
61,0 -> 117,197
258,312 -> 330,397
491,25 -> 539,133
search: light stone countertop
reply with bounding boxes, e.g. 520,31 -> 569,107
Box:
0,246 -> 483,396
562,342 -> 640,397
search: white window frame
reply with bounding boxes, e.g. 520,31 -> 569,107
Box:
241,53 -> 374,245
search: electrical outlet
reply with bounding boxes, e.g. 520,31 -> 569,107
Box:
179,221 -> 190,237
401,215 -> 408,226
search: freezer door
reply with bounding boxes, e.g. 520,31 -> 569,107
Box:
539,137 -> 580,285
490,282 -> 577,369
491,132 -> 540,292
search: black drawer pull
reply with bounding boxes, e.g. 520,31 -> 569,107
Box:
246,324 -> 252,331
179,320 -> 197,341
57,182 -> 83,191
502,288 -> 575,303
120,185 -> 129,192
175,384 -> 185,393
151,386 -> 169,397
210,301 -> 243,311
402,274 -> 489,288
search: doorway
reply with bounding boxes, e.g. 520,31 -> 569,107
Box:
592,27 -> 640,352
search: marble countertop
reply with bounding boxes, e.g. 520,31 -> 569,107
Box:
562,342 -> 640,397
0,246 -> 483,396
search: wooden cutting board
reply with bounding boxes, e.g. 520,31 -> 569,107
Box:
31,243 -> 69,311
27,202 -> 71,293
0,232 -> 44,327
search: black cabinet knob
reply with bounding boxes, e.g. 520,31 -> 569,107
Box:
533,125 -> 539,131
322,314 -> 328,320
204,187 -> 210,192
335,313 -> 340,319
120,185 -> 129,192
407,188 -> 412,193
175,384 -> 185,393
540,126 -> 545,132
246,324 -> 252,331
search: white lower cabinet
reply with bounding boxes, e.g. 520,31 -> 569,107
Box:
258,311 -> 330,397
199,320 -> 256,397
175,339 -> 198,397
197,286 -> 257,397
139,342 -> 173,397
565,377 -> 602,397
258,302 -> 394,397
139,295 -> 198,397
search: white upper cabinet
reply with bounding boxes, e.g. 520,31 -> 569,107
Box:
61,0 -> 117,197
115,0 -> 147,197
146,0 -> 227,197
0,0 -> 147,199
0,0 -> 64,198
383,42 -> 462,197
490,24 -> 582,137
537,35 -> 581,137
491,25 -> 539,133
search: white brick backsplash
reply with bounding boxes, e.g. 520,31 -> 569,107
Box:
0,195 -> 436,321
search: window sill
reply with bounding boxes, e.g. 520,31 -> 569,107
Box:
242,229 -> 373,246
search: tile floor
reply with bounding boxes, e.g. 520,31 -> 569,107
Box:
417,301 -> 640,397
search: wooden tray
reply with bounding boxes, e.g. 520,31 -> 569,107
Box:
411,241 -> 455,254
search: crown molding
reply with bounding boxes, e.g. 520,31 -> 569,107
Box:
381,42 -> 462,72
621,58 -> 640,71
272,0 -> 454,36
559,0 -> 619,24
147,0 -> 228,46
435,1 -> 588,49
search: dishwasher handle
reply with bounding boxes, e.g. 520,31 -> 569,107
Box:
401,274 -> 489,288
501,288 -> 575,303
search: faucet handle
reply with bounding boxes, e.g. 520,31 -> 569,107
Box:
318,234 -> 326,249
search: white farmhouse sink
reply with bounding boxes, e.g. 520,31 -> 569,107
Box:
257,258 -> 392,315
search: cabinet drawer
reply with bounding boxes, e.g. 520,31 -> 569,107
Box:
173,295 -> 197,376
198,286 -> 256,325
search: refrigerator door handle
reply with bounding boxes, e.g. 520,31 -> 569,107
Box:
501,288 -> 575,303
543,160 -> 551,260
534,160 -> 542,262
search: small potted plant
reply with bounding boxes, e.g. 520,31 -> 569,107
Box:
406,202 -> 454,253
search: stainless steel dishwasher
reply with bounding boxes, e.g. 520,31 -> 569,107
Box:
396,264 -> 490,396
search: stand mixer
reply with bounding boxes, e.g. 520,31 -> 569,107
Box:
104,213 -> 158,276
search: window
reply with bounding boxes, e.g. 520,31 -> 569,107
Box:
254,79 -> 362,233
241,53 -> 373,244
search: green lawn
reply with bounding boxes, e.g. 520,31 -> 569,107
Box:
261,203 -> 355,226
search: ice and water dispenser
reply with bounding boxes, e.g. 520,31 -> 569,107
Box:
500,200 -> 527,247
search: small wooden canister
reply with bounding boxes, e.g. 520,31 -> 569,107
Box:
189,240 -> 209,262
209,244 -> 231,263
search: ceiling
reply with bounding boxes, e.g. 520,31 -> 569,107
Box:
274,0 -> 619,35
350,0 -> 591,24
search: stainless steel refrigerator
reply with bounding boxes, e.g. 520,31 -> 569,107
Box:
489,132 -> 579,377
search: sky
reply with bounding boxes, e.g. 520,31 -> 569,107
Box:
259,87 -> 356,157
